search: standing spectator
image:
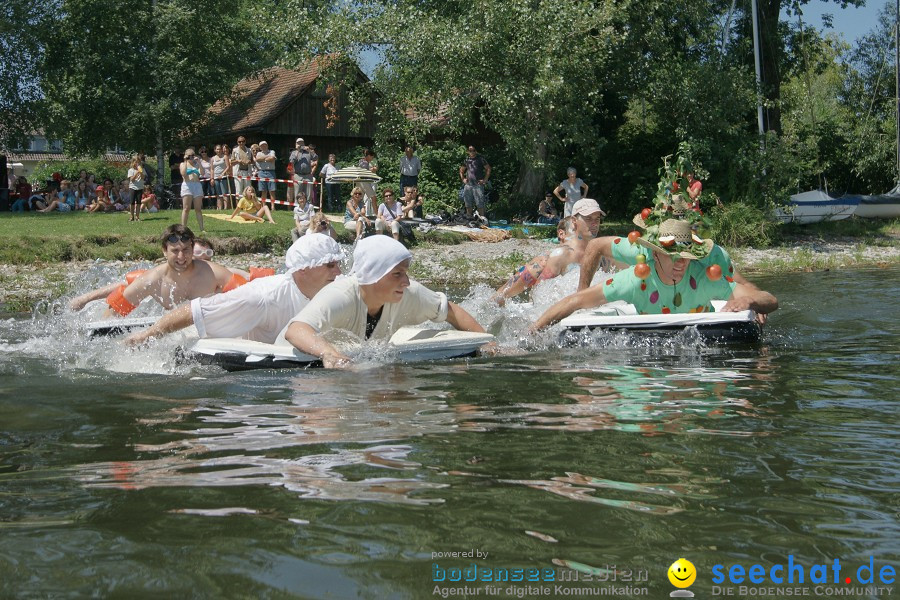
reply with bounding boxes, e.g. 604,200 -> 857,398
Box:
553,167 -> 588,218
169,151 -> 184,199
222,145 -> 235,208
211,144 -> 231,210
459,145 -> 491,222
288,138 -> 314,205
319,153 -> 340,210
685,171 -> 715,208
357,148 -> 378,209
198,147 -> 213,207
138,152 -> 153,188
231,136 -> 252,197
180,148 -> 205,232
537,192 -> 559,224
399,145 -> 422,190
127,154 -> 146,221
307,143 -> 319,206
255,141 -> 277,210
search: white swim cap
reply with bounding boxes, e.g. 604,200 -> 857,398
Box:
284,233 -> 343,273
350,236 -> 412,285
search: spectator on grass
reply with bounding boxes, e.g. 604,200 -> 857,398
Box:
211,144 -> 232,210
38,179 -> 76,213
180,148 -> 205,232
400,145 -> 422,190
141,188 -> 159,213
11,176 -> 32,212
255,140 -> 277,210
553,167 -> 588,218
292,191 -> 315,241
127,154 -> 146,222
319,153 -> 340,210
231,136 -> 252,197
88,186 -> 111,212
459,145 -> 490,222
537,192 -> 559,224
230,186 -> 276,224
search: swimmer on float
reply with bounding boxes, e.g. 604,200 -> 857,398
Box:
125,234 -> 343,346
284,236 -> 487,368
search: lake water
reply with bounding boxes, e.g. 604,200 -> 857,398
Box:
0,267 -> 897,598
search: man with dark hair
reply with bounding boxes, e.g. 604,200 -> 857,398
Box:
400,145 -> 421,190
94,225 -> 237,318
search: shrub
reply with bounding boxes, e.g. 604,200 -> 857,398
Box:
706,202 -> 776,248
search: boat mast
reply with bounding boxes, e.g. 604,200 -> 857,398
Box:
752,0 -> 766,139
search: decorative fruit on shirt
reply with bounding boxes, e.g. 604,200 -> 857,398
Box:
706,264 -> 722,280
628,230 -> 641,244
634,254 -> 651,279
640,208 -> 652,220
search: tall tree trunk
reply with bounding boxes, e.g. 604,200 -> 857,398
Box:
512,130 -> 549,202
758,0 -> 782,134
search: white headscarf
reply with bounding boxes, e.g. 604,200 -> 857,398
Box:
284,233 -> 343,273
350,236 -> 413,285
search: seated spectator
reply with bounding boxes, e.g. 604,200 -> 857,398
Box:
344,186 -> 372,241
306,212 -> 338,240
88,186 -> 112,212
537,192 -> 559,224
292,191 -> 315,241
375,188 -> 405,241
38,180 -> 76,213
10,176 -> 32,212
399,186 -> 422,219
140,188 -> 159,213
230,187 -> 276,223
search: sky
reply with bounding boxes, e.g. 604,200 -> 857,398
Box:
792,0 -> 890,43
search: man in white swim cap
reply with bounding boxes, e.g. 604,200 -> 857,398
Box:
284,236 -> 486,368
125,234 -> 344,345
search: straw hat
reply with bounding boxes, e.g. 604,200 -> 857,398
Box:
634,217 -> 713,261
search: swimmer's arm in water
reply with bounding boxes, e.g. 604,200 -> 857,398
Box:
721,282 -> 778,325
531,285 -> 608,332
284,321 -> 351,369
124,303 -> 193,346
493,256 -> 547,305
578,236 -> 629,291
446,302 -> 486,333
70,283 -> 121,311
102,269 -> 160,318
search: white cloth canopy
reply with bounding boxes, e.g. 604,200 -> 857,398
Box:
324,166 -> 382,184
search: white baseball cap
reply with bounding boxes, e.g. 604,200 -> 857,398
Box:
572,198 -> 606,217
296,137 -> 304,143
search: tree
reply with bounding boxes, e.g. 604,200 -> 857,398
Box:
0,0 -> 56,152
39,0 -> 264,182
279,0 -> 626,204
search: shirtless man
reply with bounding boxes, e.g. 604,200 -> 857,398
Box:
492,217 -> 587,306
93,225 -> 237,318
124,234 -> 343,346
69,236 -> 247,312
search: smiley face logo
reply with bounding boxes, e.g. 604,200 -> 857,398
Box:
667,558 -> 696,588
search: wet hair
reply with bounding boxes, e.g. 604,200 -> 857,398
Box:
194,237 -> 212,249
161,224 -> 195,249
558,216 -> 576,238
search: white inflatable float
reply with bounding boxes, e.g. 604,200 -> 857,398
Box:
558,301 -> 761,343
185,327 -> 496,371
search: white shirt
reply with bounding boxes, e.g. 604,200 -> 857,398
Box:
256,150 -> 276,171
320,163 -> 338,180
400,155 -> 421,176
293,202 -> 315,224
289,277 -> 448,341
191,273 -> 310,344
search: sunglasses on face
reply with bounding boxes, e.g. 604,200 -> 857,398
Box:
384,193 -> 393,197
166,233 -> 193,244
193,248 -> 214,258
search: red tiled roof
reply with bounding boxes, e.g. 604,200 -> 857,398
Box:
206,61 -> 322,134
5,152 -> 130,163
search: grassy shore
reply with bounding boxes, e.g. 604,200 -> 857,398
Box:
0,210 -> 896,312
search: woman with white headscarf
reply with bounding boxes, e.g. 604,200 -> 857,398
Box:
285,236 -> 486,368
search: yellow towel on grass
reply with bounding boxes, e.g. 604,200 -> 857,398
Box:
204,213 -> 258,224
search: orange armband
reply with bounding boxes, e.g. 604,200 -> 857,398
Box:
249,267 -> 275,281
107,285 -> 137,316
222,272 -> 248,292
124,269 -> 147,285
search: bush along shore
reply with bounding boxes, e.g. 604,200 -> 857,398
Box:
0,212 -> 896,313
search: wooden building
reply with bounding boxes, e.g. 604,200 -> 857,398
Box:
196,58 -> 375,171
